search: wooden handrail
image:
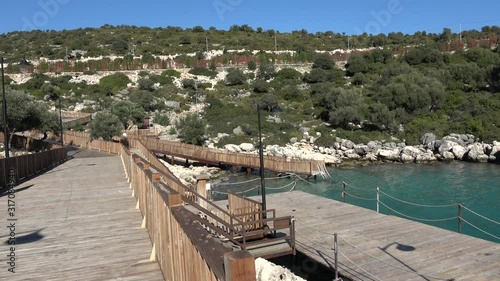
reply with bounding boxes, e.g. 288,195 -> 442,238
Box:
0,147 -> 67,188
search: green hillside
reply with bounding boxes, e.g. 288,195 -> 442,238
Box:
2,25 -> 500,145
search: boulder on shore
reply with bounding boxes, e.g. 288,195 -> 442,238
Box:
239,143 -> 255,152
378,148 -> 401,161
466,143 -> 489,163
225,144 -> 241,153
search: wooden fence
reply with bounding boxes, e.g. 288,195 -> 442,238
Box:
0,147 -> 67,188
140,137 -> 322,175
64,131 -> 121,154
122,145 -> 256,281
125,128 -> 158,136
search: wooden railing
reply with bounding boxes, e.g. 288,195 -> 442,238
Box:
229,192 -> 263,231
129,139 -> 295,256
139,137 -> 322,175
122,145 -> 256,281
0,147 -> 67,188
125,128 -> 158,136
64,131 -> 121,154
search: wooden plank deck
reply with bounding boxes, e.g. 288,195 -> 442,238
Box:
0,148 -> 164,281
249,191 -> 499,281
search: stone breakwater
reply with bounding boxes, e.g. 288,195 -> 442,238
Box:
222,133 -> 500,166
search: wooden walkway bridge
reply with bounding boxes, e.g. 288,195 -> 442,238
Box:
0,148 -> 164,281
5,130 -> 498,280
254,191 -> 500,281
134,136 -> 328,177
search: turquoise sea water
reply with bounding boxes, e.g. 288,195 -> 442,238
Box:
213,162 -> 500,243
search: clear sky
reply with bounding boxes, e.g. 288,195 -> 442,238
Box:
1,0 -> 499,35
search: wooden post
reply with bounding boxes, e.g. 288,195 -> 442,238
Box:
376,187 -> 380,213
342,182 -> 346,203
223,251 -> 256,281
458,203 -> 462,234
151,172 -> 161,183
196,174 -> 210,209
334,233 -> 339,281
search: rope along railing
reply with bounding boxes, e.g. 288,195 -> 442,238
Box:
213,181 -> 297,195
213,175 -> 291,187
461,218 -> 500,240
295,220 -> 452,281
340,182 -> 500,241
378,201 -> 458,222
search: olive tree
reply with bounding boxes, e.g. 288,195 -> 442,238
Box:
89,112 -> 124,141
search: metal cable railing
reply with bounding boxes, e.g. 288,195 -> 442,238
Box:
339,182 -> 499,240
295,220 -> 452,281
213,181 -> 297,195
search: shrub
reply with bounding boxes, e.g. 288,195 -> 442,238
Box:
275,68 -> 301,80
111,100 -> 146,127
176,113 -> 207,145
162,69 -> 181,78
252,79 -> 269,93
257,61 -> 275,80
188,67 -> 217,78
313,53 -> 336,70
153,112 -> 170,126
247,61 -> 257,71
138,78 -> 155,91
99,73 -> 130,94
90,112 -> 124,141
225,68 -> 246,86
182,79 -> 197,90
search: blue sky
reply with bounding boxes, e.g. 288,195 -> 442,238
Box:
1,0 -> 499,35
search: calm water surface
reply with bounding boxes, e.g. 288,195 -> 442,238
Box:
213,162 -> 500,243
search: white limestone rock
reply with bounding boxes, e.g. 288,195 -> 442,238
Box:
255,258 -> 305,281
378,148 -> 401,161
451,143 -> 467,160
442,151 -> 455,161
466,143 -> 488,163
225,144 -> 241,153
400,153 -> 415,163
239,143 -> 255,152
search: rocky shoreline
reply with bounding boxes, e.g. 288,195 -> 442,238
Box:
155,130 -> 498,186
221,133 -> 500,166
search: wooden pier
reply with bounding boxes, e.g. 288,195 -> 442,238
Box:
253,191 -> 500,281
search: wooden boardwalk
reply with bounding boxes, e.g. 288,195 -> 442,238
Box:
258,191 -> 500,281
0,148 -> 164,281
